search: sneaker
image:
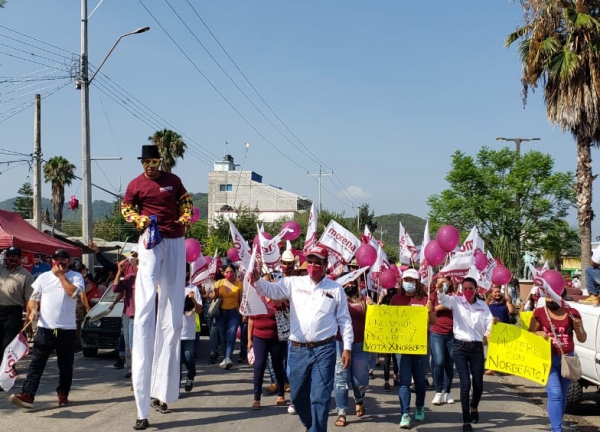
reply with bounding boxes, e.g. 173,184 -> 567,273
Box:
266,383 -> 278,393
184,379 -> 194,393
158,402 -> 171,414
224,358 -> 233,370
10,392 -> 34,409
580,294 -> 599,306
288,404 -> 296,414
219,359 -> 227,367
124,371 -> 132,379
462,424 -> 473,432
432,392 -> 443,405
384,382 -> 391,392
150,398 -> 161,411
415,406 -> 425,421
399,414 -> 411,429
57,392 -> 70,406
133,419 -> 150,430
444,392 -> 455,404
113,357 -> 125,369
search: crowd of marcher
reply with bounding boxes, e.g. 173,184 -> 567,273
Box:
0,144 -> 594,432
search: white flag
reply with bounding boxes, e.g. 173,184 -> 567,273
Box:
336,266 -> 370,286
191,251 -> 218,285
398,222 -> 417,265
0,332 -> 29,391
364,225 -> 389,272
418,221 -> 430,285
240,247 -> 269,316
259,227 -> 288,269
229,220 -> 252,271
318,220 -> 360,264
438,226 -> 481,280
303,202 -> 318,254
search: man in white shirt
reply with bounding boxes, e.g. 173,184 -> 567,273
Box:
252,245 -> 353,432
10,248 -> 85,409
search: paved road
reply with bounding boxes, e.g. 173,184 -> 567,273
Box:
2,338 -> 599,431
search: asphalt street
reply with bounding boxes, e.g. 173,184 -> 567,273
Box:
2,338 -> 599,432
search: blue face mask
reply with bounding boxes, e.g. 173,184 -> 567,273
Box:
442,283 -> 448,293
403,282 -> 416,292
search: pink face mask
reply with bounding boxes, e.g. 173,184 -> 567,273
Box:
463,290 -> 476,303
225,273 -> 236,282
307,266 -> 325,281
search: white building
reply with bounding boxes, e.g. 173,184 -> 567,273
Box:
207,155 -> 312,227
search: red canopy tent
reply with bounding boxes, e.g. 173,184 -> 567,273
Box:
0,209 -> 82,258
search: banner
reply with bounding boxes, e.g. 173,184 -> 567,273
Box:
303,202 -> 318,254
438,226 -> 482,279
519,311 -> 534,330
240,247 -> 269,316
318,220 -> 360,264
485,322 -> 551,385
398,222 -> 417,264
0,332 -> 29,391
363,305 -> 428,354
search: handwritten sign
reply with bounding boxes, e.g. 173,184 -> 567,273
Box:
486,322 -> 551,385
363,305 -> 428,354
520,311 -> 534,330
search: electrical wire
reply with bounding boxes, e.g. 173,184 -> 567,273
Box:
0,79 -> 71,123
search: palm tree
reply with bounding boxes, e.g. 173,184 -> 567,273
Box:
148,129 -> 187,173
506,1 -> 600,284
43,156 -> 76,230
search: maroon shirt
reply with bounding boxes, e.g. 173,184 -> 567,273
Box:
250,312 -> 278,340
533,307 -> 581,356
336,296 -> 367,343
430,292 -> 453,335
123,172 -> 188,238
390,292 -> 428,307
112,273 -> 136,318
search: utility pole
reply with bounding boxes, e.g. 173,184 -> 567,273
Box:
496,137 -> 540,158
33,94 -> 42,230
307,165 -> 332,213
377,227 -> 387,242
351,203 -> 360,231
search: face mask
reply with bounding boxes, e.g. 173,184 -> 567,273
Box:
463,290 -> 476,303
547,301 -> 560,311
129,257 -> 138,267
442,283 -> 448,293
53,261 -> 68,270
225,273 -> 236,282
403,282 -> 416,293
307,266 -> 325,281
4,258 -> 19,269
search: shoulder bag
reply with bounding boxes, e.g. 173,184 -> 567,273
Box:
544,306 -> 582,381
207,283 -> 222,318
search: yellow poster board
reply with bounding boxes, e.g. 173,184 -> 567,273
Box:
519,311 -> 534,330
363,305 -> 428,354
486,322 -> 551,385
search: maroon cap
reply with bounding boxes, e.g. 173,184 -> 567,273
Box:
307,245 -> 328,260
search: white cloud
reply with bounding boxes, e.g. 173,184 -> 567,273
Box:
343,186 -> 369,200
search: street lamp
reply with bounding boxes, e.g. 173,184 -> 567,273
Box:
495,137 -> 541,157
79,0 -> 149,268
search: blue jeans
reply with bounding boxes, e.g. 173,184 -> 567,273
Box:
334,341 -> 369,415
430,332 -> 454,393
215,308 -> 241,360
547,354 -> 571,432
585,265 -> 600,296
453,339 -> 485,424
397,353 -> 426,415
289,340 -> 336,432
180,339 -> 196,379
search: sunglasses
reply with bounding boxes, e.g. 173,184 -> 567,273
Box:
141,159 -> 161,167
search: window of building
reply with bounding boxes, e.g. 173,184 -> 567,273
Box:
219,183 -> 232,192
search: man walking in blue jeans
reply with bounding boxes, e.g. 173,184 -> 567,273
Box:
253,245 -> 353,432
580,245 -> 600,306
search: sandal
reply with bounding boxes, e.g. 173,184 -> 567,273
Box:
356,402 -> 366,418
335,415 -> 347,427
252,400 -> 261,410
275,396 -> 286,406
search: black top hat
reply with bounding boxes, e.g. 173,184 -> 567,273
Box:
138,145 -> 161,160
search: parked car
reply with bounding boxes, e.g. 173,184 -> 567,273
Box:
80,288 -> 123,358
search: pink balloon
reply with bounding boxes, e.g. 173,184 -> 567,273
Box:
474,251 -> 487,271
281,220 -> 302,241
253,232 -> 273,248
543,270 -> 565,296
379,269 -> 398,289
424,240 -> 446,267
185,238 -> 202,263
437,225 -> 460,252
389,264 -> 400,278
227,247 -> 240,262
190,206 -> 201,224
355,244 -> 377,267
491,265 -> 512,285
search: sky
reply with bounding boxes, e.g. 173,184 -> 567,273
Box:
0,1 -> 599,238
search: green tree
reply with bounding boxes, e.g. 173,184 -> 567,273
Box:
148,129 -> 186,173
13,182 -> 33,219
93,200 -> 139,242
43,156 -> 76,231
356,203 -> 377,234
506,1 -> 600,282
427,147 -> 575,274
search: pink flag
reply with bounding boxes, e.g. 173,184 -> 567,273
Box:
191,251 -> 218,285
303,202 -> 318,254
0,332 -> 29,391
259,227 -> 288,270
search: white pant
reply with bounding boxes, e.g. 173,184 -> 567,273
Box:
132,236 -> 185,419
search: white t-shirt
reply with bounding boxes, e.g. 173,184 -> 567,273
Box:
181,285 -> 202,340
31,270 -> 85,330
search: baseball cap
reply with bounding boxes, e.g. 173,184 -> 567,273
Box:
52,248 -> 71,260
402,268 -> 419,280
281,250 -> 295,262
5,246 -> 22,257
306,245 -> 328,260
592,245 -> 600,265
